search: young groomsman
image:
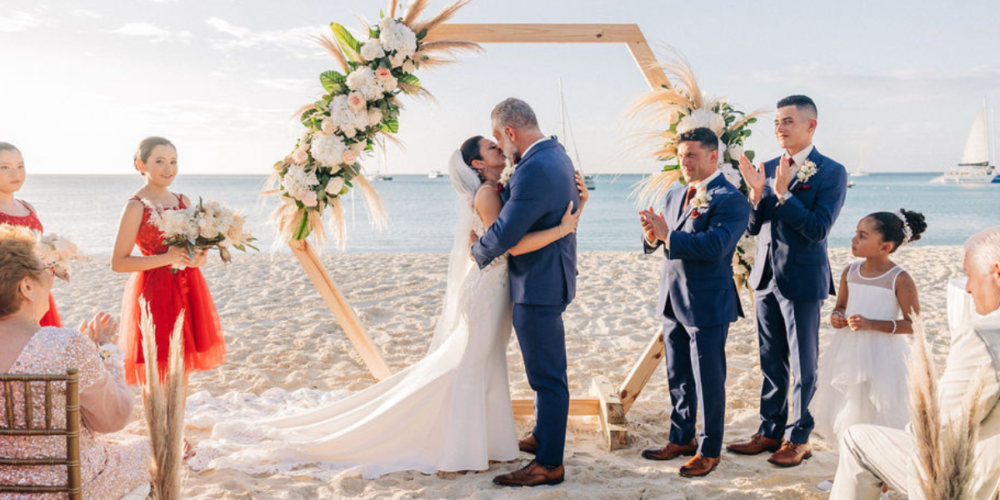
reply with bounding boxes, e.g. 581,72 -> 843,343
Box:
729,95 -> 848,466
639,127 -> 750,477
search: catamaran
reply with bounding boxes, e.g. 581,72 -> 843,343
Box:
939,97 -> 998,184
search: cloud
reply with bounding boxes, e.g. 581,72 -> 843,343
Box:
71,9 -> 104,20
256,78 -> 315,92
109,22 -> 193,43
0,11 -> 41,32
205,17 -> 326,59
130,100 -> 291,137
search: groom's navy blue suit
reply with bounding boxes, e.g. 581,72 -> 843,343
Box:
471,137 -> 579,468
747,146 -> 847,444
643,172 -> 750,458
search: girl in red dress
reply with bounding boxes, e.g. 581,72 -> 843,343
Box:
112,137 -> 225,387
0,142 -> 62,327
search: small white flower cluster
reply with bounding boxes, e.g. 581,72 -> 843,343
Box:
498,164 -> 517,187
797,160 -> 818,182
676,109 -> 725,136
326,95 -> 374,139
97,343 -> 125,368
690,190 -> 712,210
149,206 -> 199,242
149,199 -> 256,265
377,17 -> 417,65
35,233 -> 83,281
719,163 -> 743,189
195,199 -> 253,249
283,164 -> 321,207
346,66 -> 386,101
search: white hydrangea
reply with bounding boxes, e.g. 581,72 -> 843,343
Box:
310,133 -> 347,168
378,20 -> 417,58
283,164 -> 320,203
360,39 -> 386,61
728,143 -> 744,161
328,95 -> 370,137
346,66 -> 384,101
677,108 -> 725,136
151,207 -> 198,242
719,163 -> 743,188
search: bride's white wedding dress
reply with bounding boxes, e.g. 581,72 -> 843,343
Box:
189,153 -> 518,479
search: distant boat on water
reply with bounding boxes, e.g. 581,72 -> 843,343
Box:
428,170 -> 444,179
851,145 -> 869,177
935,97 -> 999,184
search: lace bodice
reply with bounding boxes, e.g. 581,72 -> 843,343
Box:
131,194 -> 185,256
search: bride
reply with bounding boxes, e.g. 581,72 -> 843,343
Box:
192,136 -> 587,478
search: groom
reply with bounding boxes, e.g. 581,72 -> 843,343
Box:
639,127 -> 750,477
730,95 -> 848,466
471,98 -> 580,487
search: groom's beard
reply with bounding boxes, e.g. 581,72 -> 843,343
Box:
503,143 -> 521,165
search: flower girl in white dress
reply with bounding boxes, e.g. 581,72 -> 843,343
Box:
814,209 -> 926,493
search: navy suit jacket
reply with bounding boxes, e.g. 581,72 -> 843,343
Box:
747,147 -> 848,301
471,137 -> 580,306
644,174 -> 751,327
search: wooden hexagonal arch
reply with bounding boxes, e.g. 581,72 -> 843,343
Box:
292,23 -> 671,449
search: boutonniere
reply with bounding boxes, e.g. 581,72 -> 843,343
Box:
498,163 -> 517,190
796,159 -> 818,183
690,190 -> 712,218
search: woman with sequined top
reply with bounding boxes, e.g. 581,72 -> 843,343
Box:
0,231 -> 150,499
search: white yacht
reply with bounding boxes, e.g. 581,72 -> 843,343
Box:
939,98 -> 999,184
428,170 -> 444,178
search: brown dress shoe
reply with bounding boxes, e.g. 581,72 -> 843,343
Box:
641,438 -> 698,461
726,434 -> 782,455
493,460 -> 565,487
518,434 -> 538,455
767,441 -> 812,467
678,454 -> 720,478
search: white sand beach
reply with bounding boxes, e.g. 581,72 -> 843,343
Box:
52,246 -> 963,499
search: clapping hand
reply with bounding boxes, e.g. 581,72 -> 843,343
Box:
847,314 -> 871,332
78,312 -> 119,345
738,155 -> 766,204
639,207 -> 669,243
774,155 -> 793,197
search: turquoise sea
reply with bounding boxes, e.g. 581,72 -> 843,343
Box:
16,173 -> 1000,255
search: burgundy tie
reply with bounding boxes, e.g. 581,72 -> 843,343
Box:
683,185 -> 697,210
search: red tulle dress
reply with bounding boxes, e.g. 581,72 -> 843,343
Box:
118,194 -> 226,385
0,200 -> 62,327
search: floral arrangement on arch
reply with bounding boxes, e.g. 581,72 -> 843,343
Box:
266,0 -> 481,248
629,51 -> 767,292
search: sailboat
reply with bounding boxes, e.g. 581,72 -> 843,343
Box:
851,144 -> 869,177
558,78 -> 596,190
940,97 -> 999,184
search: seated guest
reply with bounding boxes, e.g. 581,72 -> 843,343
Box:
830,225 -> 1000,500
0,232 -> 149,499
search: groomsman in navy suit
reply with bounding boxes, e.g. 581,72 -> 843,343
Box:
639,127 -> 750,477
728,95 -> 848,466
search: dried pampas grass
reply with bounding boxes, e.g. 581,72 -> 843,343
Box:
139,298 -> 187,500
908,314 -> 986,500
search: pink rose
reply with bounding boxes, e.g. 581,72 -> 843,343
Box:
291,148 -> 308,164
321,120 -> 336,135
347,91 -> 365,111
303,191 -> 318,207
375,67 -> 392,80
342,151 -> 358,164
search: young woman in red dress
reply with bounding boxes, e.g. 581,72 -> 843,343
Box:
0,142 -> 62,327
111,137 -> 225,389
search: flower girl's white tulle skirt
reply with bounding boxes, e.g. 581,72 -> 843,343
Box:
813,328 -> 912,447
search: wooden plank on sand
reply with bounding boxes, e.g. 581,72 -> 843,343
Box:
288,240 -> 392,381
591,376 -> 629,450
512,398 -> 600,417
618,331 -> 665,413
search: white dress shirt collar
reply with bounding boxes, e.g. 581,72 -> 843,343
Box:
788,144 -> 815,167
692,169 -> 722,190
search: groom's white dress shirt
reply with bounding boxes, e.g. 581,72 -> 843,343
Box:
830,306 -> 1000,500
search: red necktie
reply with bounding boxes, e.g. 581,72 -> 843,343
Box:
683,185 -> 697,210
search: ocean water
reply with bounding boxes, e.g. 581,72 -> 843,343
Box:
14,173 -> 1000,255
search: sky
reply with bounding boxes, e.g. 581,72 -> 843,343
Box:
1,0 -> 998,175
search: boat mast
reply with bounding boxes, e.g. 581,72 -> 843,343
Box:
558,77 -> 586,176
989,96 -> 997,168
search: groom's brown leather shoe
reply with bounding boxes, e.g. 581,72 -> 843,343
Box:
726,434 -> 782,455
493,460 -> 564,487
767,441 -> 812,467
678,454 -> 720,478
640,438 -> 698,461
518,434 -> 538,455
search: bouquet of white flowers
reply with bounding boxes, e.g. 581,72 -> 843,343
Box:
0,223 -> 84,282
148,198 -> 257,269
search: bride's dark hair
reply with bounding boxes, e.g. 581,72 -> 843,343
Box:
460,136 -> 483,167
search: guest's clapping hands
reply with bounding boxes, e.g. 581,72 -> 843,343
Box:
831,309 -> 848,329
78,312 -> 119,345
847,314 -> 872,332
738,155 -> 766,204
639,207 -> 669,243
774,155 -> 793,197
